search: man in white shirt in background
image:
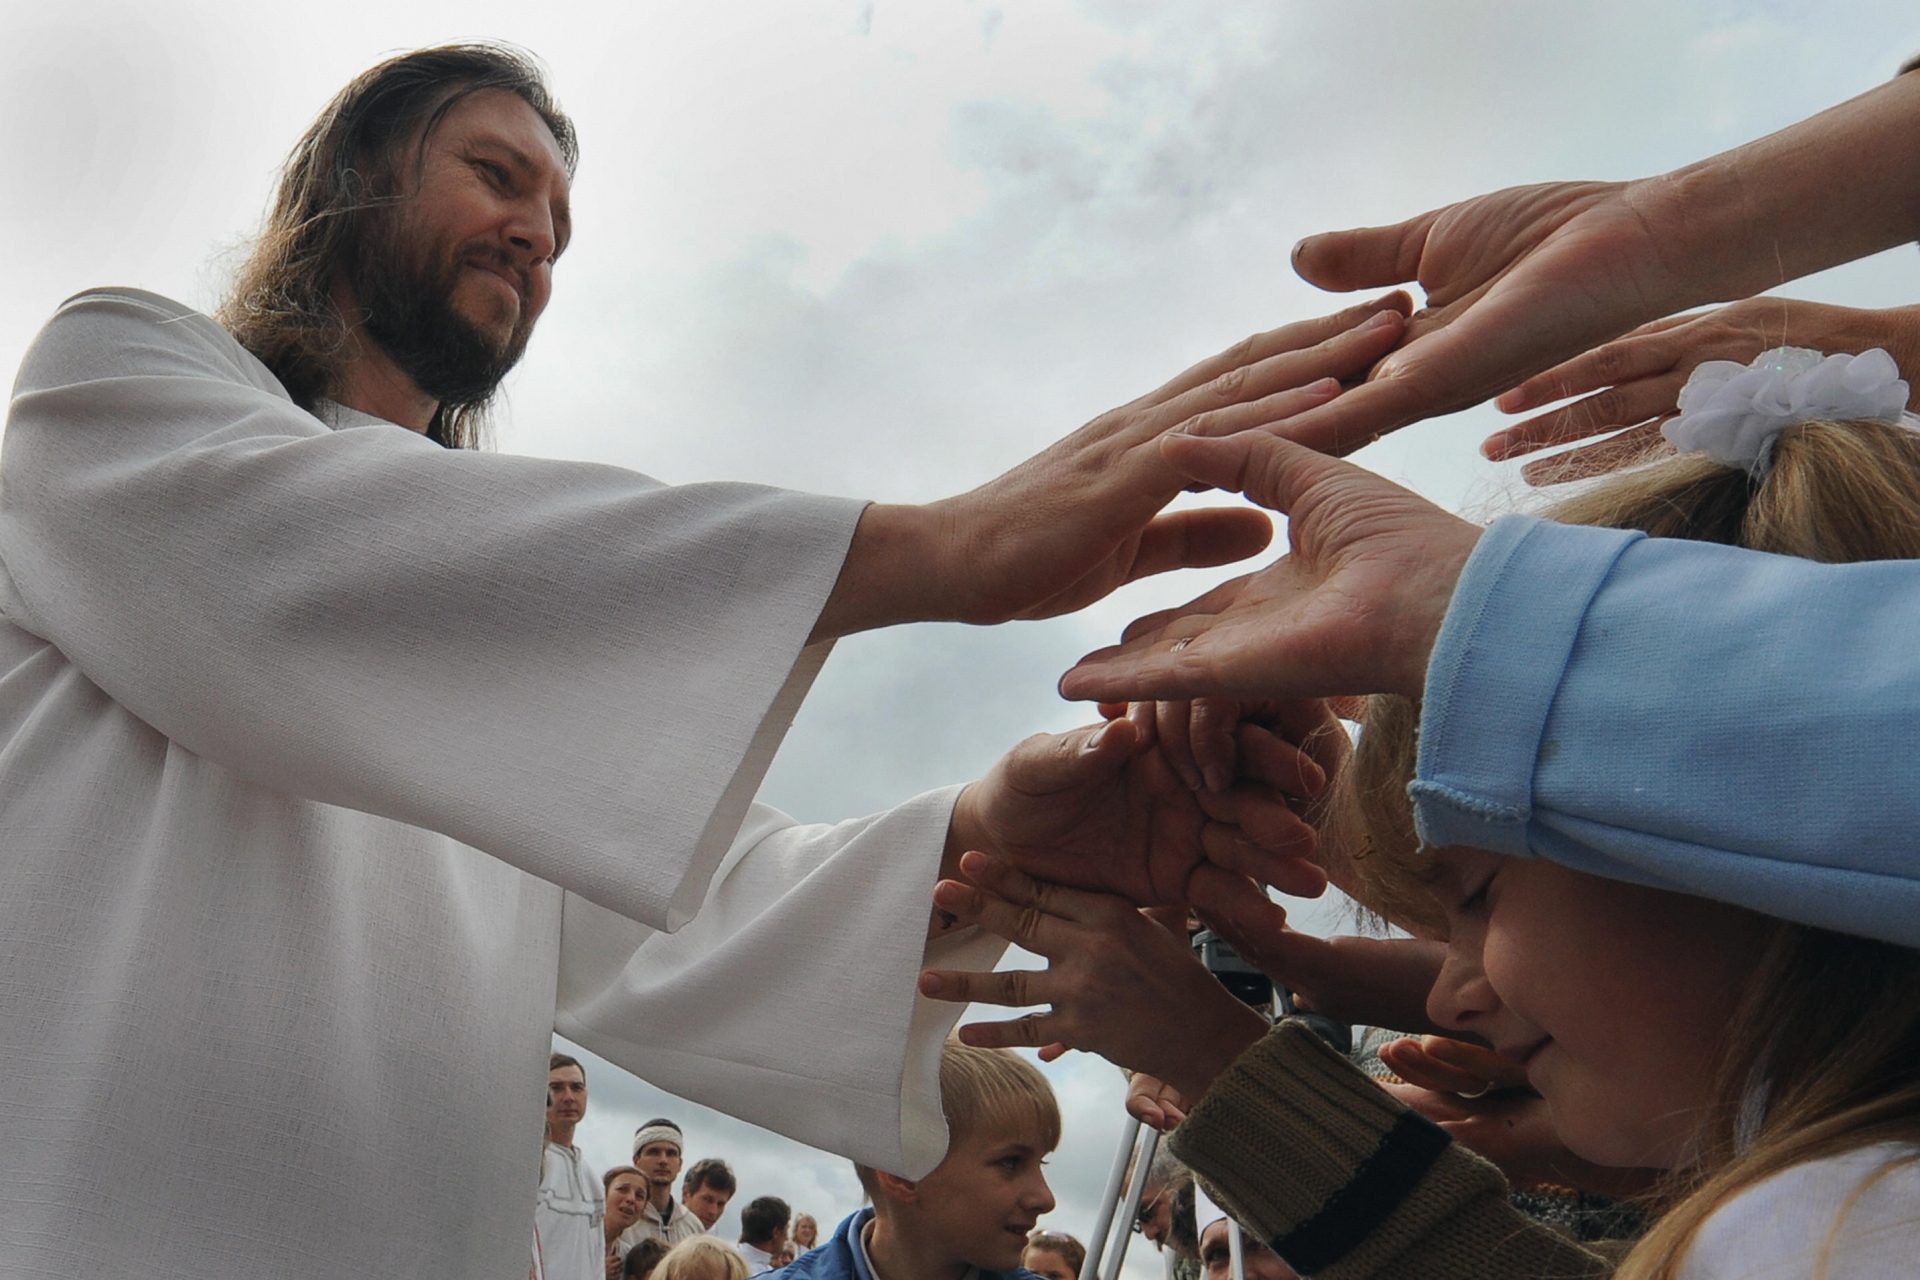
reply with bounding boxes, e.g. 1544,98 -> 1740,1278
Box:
736,1197 -> 790,1276
616,1118 -> 704,1251
537,1054 -> 604,1280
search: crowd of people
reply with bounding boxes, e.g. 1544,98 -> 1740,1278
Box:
7,30 -> 1920,1280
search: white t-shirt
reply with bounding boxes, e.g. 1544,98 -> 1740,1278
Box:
1682,1143 -> 1920,1279
537,1143 -> 605,1280
0,289 -> 1002,1280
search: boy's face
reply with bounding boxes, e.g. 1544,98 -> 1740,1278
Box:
902,1118 -> 1056,1272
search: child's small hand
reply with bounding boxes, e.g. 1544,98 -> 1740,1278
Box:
1124,1071 -> 1190,1132
917,850 -> 1268,1104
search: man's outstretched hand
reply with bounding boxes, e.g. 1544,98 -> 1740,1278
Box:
813,295 -> 1413,642
1060,430 -> 1482,707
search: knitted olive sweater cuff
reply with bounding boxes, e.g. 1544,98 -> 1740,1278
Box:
1168,1020 -> 1612,1279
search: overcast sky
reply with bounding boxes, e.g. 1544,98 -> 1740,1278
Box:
8,1 -> 1920,1272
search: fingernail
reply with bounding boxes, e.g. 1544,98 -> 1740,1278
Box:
1494,388 -> 1526,412
1362,310 -> 1398,330
1291,238 -> 1309,265
1304,376 -> 1340,398
918,972 -> 944,995
1202,765 -> 1230,794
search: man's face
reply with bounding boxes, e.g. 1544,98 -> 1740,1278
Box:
1135,1182 -> 1172,1247
546,1065 -> 586,1129
682,1181 -> 732,1229
606,1173 -> 648,1237
1199,1219 -> 1299,1280
343,88 -> 572,409
636,1140 -> 683,1192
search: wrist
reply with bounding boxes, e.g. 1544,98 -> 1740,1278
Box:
810,502 -> 946,642
1165,1000 -> 1268,1104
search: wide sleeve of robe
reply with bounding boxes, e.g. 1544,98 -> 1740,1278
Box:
3,287 -> 859,931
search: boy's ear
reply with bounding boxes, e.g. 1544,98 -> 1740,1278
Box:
872,1170 -> 919,1204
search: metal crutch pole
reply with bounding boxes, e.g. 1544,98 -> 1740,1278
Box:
1226,1218 -> 1246,1280
1077,1111 -> 1141,1280
1100,1125 -> 1159,1280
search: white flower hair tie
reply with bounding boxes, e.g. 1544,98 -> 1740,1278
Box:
1662,345 -> 1914,478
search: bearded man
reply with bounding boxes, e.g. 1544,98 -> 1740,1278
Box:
0,43 -> 1396,1280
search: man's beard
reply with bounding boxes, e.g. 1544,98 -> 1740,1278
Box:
346,210 -> 533,412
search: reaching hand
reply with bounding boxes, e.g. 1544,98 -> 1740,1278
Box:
813,295 -> 1413,640
1257,181 -> 1684,455
1060,430 -> 1482,706
1124,1071 -> 1191,1133
1484,297 -> 1920,484
918,851 -> 1270,1103
952,716 -> 1327,909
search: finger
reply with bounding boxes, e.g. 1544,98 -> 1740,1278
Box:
955,1012 -> 1062,1051
1491,323 -> 1685,417
1377,1038 -> 1495,1095
1144,292 -> 1413,406
930,876 -> 1070,956
1261,290 -> 1647,456
1485,374 -> 1685,460
1493,308 -> 1702,414
1153,699 -> 1202,791
1114,506 -> 1274,584
1291,213 -> 1440,293
957,849 -> 1122,927
1125,1089 -> 1176,1133
1037,1041 -> 1071,1063
1189,698 -> 1240,793
1415,1034 -> 1532,1088
1201,822 -> 1326,897
997,719 -> 1141,802
1235,723 -> 1328,800
917,963 -> 1051,1009
1159,428 -> 1373,521
1166,310 -> 1409,437
1520,420 -> 1669,487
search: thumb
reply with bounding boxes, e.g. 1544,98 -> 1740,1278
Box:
1293,210 -> 1438,292
1160,430 -> 1360,520
1012,718 -> 1141,794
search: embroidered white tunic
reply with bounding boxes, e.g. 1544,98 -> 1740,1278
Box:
0,289 -> 1000,1280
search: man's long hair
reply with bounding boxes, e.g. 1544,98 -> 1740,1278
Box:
218,44 -> 578,450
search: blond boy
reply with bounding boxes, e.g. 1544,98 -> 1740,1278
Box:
772,1041 -> 1060,1280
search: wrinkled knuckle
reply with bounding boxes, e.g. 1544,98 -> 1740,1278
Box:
1015,905 -> 1047,944
1591,343 -> 1631,384
1015,1013 -> 1046,1044
1590,387 -> 1627,422
1209,366 -> 1247,401
1184,408 -> 1218,438
1005,969 -> 1034,1007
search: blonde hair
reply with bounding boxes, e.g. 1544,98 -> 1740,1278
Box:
855,1039 -> 1061,1196
1327,419 -> 1920,1278
651,1237 -> 749,1280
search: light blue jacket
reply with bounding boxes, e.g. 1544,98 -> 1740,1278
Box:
1412,515 -> 1920,948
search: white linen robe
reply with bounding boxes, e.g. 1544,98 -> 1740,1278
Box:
0,289 -> 1002,1280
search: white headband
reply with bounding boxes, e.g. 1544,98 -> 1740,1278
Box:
1662,345 -> 1913,477
632,1123 -> 682,1156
